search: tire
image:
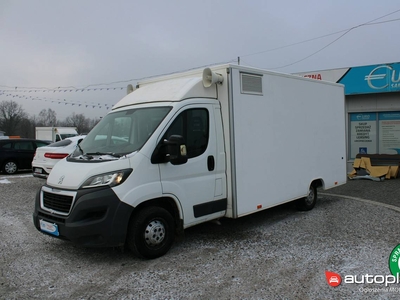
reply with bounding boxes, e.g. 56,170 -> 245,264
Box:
296,185 -> 317,211
3,160 -> 18,174
127,206 -> 175,259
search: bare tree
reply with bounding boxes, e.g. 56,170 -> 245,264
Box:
88,117 -> 101,132
37,108 -> 57,126
63,112 -> 90,134
18,117 -> 35,138
0,100 -> 27,136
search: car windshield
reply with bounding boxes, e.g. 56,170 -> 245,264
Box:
71,106 -> 171,158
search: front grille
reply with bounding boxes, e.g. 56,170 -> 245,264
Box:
43,191 -> 73,214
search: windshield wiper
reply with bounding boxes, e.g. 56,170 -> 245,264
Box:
85,152 -> 122,158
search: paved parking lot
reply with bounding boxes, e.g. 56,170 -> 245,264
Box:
1,173 -> 400,299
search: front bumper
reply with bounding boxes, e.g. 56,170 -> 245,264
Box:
33,184 -> 134,247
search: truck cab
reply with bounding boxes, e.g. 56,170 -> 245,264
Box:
33,76 -> 227,259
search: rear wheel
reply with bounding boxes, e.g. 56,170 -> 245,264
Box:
296,185 -> 317,211
3,160 -> 18,174
127,206 -> 175,259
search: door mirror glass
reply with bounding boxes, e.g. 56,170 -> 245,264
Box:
165,135 -> 188,165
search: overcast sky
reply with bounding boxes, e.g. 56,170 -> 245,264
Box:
1,1 -> 399,120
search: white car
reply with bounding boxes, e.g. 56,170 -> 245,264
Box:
32,135 -> 86,179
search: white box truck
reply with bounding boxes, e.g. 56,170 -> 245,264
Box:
35,127 -> 78,142
33,64 -> 346,259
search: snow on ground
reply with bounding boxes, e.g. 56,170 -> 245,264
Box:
0,174 -> 33,184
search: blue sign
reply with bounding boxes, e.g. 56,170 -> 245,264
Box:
350,112 -> 376,122
359,147 -> 367,154
338,63 -> 400,95
378,112 -> 400,121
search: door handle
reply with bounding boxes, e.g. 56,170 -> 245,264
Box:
207,155 -> 215,171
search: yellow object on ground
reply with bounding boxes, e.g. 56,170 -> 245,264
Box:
348,157 -> 399,180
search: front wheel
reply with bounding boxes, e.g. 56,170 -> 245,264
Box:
296,185 -> 317,211
127,206 -> 175,259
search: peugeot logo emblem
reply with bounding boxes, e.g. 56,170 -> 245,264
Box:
58,175 -> 65,185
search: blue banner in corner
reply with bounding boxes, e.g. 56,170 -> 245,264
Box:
338,63 -> 400,95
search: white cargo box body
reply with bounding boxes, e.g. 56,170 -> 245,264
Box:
135,64 -> 346,218
219,66 -> 346,217
35,127 -> 78,142
35,127 -> 54,141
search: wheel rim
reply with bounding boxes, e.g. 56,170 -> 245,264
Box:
144,220 -> 165,246
305,188 -> 315,205
5,162 -> 17,174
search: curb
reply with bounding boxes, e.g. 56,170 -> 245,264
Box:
320,192 -> 400,213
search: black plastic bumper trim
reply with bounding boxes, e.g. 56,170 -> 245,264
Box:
193,198 -> 227,218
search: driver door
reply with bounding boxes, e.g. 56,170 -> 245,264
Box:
157,104 -> 226,227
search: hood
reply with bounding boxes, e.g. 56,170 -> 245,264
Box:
47,155 -> 132,189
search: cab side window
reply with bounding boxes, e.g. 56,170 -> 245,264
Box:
164,109 -> 209,159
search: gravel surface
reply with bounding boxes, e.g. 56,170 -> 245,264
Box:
1,174 -> 400,299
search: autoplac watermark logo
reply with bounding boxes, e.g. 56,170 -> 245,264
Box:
389,244 -> 400,276
324,245 -> 400,293
325,269 -> 400,294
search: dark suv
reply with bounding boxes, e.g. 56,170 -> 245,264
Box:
0,138 -> 51,174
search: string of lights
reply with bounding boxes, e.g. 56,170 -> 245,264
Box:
0,86 -> 125,94
0,86 -> 122,110
0,92 -> 115,109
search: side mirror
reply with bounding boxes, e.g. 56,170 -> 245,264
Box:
164,135 -> 188,165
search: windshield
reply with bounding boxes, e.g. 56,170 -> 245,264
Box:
71,106 -> 171,158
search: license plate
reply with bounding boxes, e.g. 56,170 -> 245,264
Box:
40,219 -> 59,236
34,168 -> 42,174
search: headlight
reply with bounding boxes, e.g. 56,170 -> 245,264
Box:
80,169 -> 132,189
